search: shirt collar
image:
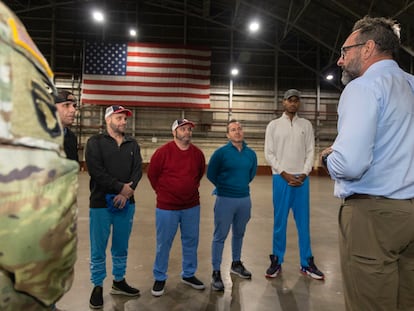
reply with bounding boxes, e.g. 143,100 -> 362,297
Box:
282,112 -> 298,121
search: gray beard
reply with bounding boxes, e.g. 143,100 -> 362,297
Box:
340,60 -> 361,85
341,72 -> 352,85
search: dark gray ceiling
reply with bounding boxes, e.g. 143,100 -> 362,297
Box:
4,0 -> 414,90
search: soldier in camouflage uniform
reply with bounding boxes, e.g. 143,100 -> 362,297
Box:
0,2 -> 78,310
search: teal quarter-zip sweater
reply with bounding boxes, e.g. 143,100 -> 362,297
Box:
207,141 -> 257,198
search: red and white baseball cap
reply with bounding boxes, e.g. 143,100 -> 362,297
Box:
171,118 -> 195,131
105,105 -> 132,118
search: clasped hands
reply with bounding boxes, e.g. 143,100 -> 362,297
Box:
113,182 -> 134,209
281,171 -> 306,186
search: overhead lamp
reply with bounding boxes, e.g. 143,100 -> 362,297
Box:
129,28 -> 137,37
92,10 -> 105,23
248,20 -> 260,33
326,74 -> 334,80
231,68 -> 239,76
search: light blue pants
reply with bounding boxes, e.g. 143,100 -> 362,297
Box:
272,174 -> 312,267
212,196 -> 251,271
89,203 -> 135,286
153,205 -> 200,281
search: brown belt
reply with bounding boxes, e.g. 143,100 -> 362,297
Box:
344,194 -> 387,201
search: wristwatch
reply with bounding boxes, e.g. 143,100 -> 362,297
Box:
322,154 -> 329,168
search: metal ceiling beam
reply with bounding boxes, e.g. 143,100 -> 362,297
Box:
232,0 -> 241,24
392,0 -> 414,18
329,0 -> 359,19
329,0 -> 414,57
282,0 -> 312,40
241,1 -> 339,55
143,0 -> 341,90
202,0 -> 210,17
14,1 -> 77,13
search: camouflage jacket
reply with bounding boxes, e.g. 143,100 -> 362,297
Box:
0,2 -> 78,310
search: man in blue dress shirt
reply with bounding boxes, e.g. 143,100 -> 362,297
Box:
321,16 -> 414,311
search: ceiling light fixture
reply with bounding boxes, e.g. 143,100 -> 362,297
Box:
129,29 -> 137,37
248,21 -> 260,33
92,10 -> 104,23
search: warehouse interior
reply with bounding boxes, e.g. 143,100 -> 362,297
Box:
3,1 -> 414,310
4,0 -> 414,167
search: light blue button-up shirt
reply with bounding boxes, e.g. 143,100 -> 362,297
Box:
327,59 -> 414,199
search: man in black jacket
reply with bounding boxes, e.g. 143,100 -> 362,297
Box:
55,90 -> 79,162
85,105 -> 143,309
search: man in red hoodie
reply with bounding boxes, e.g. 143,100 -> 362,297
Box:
147,119 -> 206,297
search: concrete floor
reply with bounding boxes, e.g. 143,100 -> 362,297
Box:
57,172 -> 344,311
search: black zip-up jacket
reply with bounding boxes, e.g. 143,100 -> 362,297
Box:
64,127 -> 79,162
85,133 -> 143,208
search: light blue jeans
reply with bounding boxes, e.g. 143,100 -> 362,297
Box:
89,203 -> 135,286
211,196 -> 251,271
153,205 -> 200,281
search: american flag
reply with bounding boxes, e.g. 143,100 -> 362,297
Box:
81,42 -> 211,108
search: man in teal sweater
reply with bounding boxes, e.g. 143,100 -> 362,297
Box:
207,120 -> 257,291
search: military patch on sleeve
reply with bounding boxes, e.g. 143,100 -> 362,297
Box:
32,79 -> 62,138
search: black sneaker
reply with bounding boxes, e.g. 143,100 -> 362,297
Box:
211,270 -> 225,291
265,254 -> 281,278
230,261 -> 252,279
300,256 -> 325,280
89,286 -> 103,309
110,279 -> 140,296
181,276 -> 205,290
151,280 -> 166,297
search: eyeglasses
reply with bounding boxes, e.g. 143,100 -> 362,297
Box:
340,42 -> 366,58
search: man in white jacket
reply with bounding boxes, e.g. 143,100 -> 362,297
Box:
264,89 -> 324,281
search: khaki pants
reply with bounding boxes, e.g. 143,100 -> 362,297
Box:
339,197 -> 414,311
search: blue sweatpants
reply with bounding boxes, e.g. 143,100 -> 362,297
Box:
212,196 -> 251,271
89,203 -> 135,286
272,174 -> 312,267
153,205 -> 200,281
